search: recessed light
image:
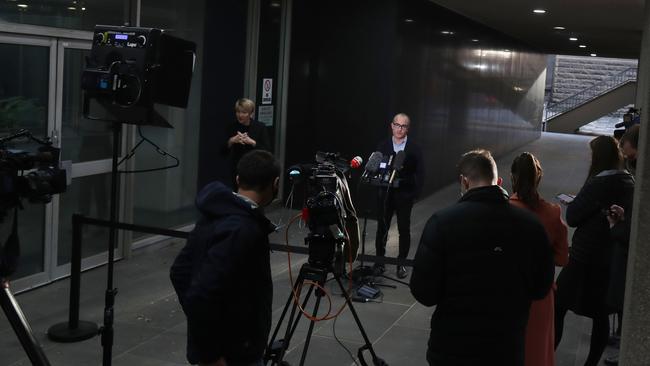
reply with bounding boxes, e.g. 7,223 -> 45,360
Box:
67,6 -> 76,10
404,18 -> 414,23
471,39 -> 479,42
533,9 -> 546,14
569,37 -> 578,41
590,53 -> 597,57
81,7 -> 86,10
553,26 -> 566,30
441,30 -> 454,35
17,4 -> 28,8
579,45 -> 587,48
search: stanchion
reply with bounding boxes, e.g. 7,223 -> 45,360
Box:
47,214 -> 99,342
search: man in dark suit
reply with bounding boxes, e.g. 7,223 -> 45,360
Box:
374,113 -> 424,279
410,149 -> 554,366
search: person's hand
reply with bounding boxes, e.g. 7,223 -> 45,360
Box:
606,204 -> 625,228
241,133 -> 256,147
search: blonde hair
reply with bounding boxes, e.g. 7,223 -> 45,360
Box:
235,98 -> 255,114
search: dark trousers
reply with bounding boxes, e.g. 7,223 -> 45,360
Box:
375,190 -> 414,261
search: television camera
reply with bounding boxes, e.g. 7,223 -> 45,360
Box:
0,129 -> 66,277
287,151 -> 359,274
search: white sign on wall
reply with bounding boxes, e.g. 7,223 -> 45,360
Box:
262,78 -> 273,105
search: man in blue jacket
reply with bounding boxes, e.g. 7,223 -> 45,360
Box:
410,149 -> 554,366
170,150 -> 280,366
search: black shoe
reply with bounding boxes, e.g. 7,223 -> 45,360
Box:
372,263 -> 385,276
396,265 -> 408,279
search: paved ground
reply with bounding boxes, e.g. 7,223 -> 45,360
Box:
0,132 -> 618,365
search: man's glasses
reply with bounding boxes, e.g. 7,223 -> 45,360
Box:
392,122 -> 409,130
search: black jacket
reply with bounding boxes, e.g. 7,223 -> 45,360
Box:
170,181 -> 274,364
224,119 -> 271,171
410,186 -> 554,366
566,171 -> 635,266
377,138 -> 424,199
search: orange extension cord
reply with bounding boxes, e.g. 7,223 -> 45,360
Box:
284,212 -> 354,321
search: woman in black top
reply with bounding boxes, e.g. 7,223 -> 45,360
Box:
223,98 -> 271,189
554,136 -> 635,366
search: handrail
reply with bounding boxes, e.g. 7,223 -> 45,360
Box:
544,67 -> 637,121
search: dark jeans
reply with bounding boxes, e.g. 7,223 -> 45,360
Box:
375,189 -> 414,261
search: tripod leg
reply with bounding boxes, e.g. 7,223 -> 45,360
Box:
333,274 -> 385,365
1,281 -> 51,366
298,291 -> 322,366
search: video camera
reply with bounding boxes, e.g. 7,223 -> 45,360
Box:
287,152 -> 359,273
0,130 -> 66,208
0,129 -> 67,277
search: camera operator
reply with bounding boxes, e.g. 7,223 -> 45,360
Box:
170,150 -> 280,366
223,98 -> 271,190
374,113 -> 424,279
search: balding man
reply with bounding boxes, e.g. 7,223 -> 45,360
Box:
374,113 -> 424,279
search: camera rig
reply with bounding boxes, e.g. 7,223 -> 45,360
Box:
288,151 -> 359,272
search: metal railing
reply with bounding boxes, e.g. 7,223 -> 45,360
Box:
544,67 -> 637,121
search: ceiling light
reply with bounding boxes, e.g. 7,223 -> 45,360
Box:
270,0 -> 280,7
590,53 -> 597,57
553,26 -> 565,30
67,6 -> 76,10
533,9 -> 546,14
579,45 -> 587,48
471,39 -> 479,42
81,7 -> 86,10
569,37 -> 578,41
17,3 -> 28,8
404,18 -> 414,23
441,30 -> 454,35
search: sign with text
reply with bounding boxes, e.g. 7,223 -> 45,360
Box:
262,78 -> 273,105
258,105 -> 274,126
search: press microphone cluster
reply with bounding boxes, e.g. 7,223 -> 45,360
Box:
361,150 -> 405,187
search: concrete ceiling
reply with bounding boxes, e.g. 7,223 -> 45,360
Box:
431,0 -> 645,59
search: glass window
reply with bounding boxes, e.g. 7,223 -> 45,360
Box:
61,47 -> 113,163
57,173 -> 113,265
0,0 -> 127,32
0,41 -> 50,279
132,0 -> 205,238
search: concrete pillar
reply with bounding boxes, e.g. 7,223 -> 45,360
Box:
620,2 -> 650,365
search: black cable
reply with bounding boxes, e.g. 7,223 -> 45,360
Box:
117,126 -> 180,173
332,312 -> 360,366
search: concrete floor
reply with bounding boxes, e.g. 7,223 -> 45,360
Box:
0,132 -> 618,365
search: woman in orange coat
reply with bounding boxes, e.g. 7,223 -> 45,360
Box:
510,152 -> 569,366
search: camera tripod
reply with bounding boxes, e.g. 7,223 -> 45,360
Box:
1,279 -> 51,366
265,262 -> 387,366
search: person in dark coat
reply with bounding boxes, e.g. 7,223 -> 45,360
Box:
554,136 -> 635,366
223,98 -> 272,189
410,149 -> 554,366
170,150 -> 280,366
374,113 -> 424,279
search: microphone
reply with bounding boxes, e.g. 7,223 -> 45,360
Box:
362,151 -> 383,179
388,150 -> 406,185
350,156 -> 363,169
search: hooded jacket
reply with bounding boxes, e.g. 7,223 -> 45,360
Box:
410,185 -> 554,366
170,181 -> 275,364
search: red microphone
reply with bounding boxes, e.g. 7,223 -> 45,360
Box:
350,156 -> 363,169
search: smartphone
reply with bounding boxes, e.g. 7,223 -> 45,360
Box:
556,193 -> 575,204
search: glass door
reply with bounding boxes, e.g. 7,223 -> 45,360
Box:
51,39 -> 123,279
0,33 -> 56,289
